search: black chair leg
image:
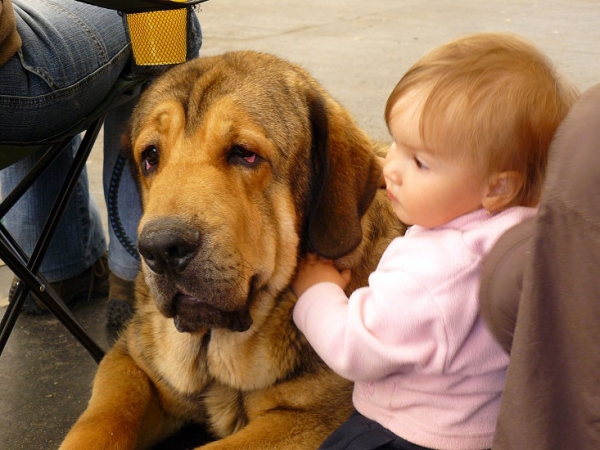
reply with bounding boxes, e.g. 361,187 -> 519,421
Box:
0,244 -> 105,362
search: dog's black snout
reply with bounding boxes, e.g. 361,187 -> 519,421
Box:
138,218 -> 200,275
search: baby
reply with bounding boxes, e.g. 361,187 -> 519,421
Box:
292,32 -> 578,450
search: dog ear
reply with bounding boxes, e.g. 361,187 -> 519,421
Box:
307,93 -> 382,259
120,120 -> 143,191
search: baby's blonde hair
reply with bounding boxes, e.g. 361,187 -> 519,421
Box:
385,32 -> 579,207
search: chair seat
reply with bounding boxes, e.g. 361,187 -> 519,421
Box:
75,0 -> 208,14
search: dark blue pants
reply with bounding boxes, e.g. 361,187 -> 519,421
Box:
319,411 -> 432,450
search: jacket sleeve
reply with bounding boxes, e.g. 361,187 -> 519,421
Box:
293,238 -> 451,382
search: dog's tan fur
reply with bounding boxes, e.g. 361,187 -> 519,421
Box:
60,51 -> 406,449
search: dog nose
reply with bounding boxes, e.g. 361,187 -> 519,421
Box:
138,218 -> 200,275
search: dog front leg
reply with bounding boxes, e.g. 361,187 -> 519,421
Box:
197,410 -> 336,450
59,343 -> 182,450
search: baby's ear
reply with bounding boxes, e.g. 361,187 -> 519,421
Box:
482,171 -> 524,213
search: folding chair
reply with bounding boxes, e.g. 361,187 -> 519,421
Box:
0,0 -> 207,363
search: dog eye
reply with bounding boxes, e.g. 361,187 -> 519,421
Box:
141,145 -> 159,175
228,145 -> 262,168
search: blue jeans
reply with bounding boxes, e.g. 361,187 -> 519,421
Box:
0,0 -> 201,282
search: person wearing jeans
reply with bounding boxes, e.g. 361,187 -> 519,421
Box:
0,0 -> 202,329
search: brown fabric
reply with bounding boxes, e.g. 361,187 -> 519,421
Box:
479,217 -> 534,354
480,83 -> 600,449
0,0 -> 22,67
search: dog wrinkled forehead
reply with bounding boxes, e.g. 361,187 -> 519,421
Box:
132,51 -> 317,148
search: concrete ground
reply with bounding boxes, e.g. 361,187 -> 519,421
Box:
1,0 -> 599,448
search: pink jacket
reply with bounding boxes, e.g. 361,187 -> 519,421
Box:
294,207 -> 537,450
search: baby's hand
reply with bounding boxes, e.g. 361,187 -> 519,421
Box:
292,253 -> 351,297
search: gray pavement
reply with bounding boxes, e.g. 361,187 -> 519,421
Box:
1,0 -> 599,448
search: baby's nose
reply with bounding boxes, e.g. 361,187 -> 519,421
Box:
383,164 -> 401,186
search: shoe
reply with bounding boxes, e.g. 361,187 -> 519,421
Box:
106,273 -> 135,330
8,252 -> 110,315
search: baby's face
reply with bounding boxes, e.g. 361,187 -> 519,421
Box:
383,89 -> 489,229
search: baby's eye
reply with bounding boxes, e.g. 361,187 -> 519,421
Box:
413,157 -> 428,171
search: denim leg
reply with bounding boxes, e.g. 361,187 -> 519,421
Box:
0,138 -> 107,282
103,98 -> 142,281
0,0 -> 131,281
1,0 -> 130,141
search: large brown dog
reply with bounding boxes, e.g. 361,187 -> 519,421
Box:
60,51 -> 405,449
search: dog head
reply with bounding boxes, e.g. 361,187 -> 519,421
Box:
127,51 -> 383,333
